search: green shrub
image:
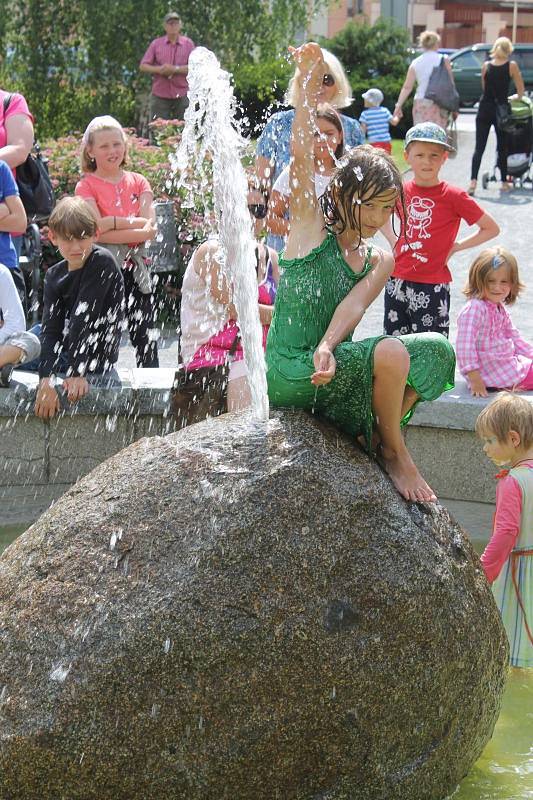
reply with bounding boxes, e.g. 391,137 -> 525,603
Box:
321,18 -> 411,81
233,57 -> 292,136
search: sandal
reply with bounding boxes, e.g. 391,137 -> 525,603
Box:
467,181 -> 476,196
501,182 -> 513,193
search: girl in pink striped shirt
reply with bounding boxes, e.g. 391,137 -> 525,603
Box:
457,246 -> 533,397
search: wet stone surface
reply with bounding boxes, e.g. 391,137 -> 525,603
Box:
0,409 -> 508,800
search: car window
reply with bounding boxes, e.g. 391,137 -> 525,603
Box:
452,52 -> 484,69
452,50 -> 480,69
516,51 -> 533,70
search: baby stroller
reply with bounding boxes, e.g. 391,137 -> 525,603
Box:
482,96 -> 533,190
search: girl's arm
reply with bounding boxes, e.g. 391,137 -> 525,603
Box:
0,114 -> 34,169
194,241 -> 236,318
480,475 -> 522,583
284,43 -> 328,261
0,195 -> 26,233
481,61 -> 488,93
268,247 -> 280,285
448,212 -> 499,258
510,61 -> 525,99
266,190 -> 290,237
138,190 -> 156,224
456,303 -> 487,396
393,65 -> 416,119
81,196 -> 156,244
255,155 -> 275,195
504,313 -> 533,359
258,304 -> 273,325
312,249 -> 394,385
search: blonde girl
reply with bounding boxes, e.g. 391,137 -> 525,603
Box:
75,116 -> 159,367
457,246 -> 533,397
469,37 -> 525,195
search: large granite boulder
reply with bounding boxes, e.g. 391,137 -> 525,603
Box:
0,410 -> 508,800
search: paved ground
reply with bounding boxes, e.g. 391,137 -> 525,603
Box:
118,109 -> 533,369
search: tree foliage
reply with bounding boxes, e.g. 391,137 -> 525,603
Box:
322,17 -> 411,81
0,0 -> 326,137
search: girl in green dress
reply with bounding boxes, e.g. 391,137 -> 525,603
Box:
266,42 -> 455,503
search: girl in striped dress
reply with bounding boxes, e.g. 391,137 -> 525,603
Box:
476,392 -> 533,668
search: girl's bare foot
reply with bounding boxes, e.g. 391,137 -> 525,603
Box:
468,180 -> 476,196
380,444 -> 437,503
500,182 -> 512,193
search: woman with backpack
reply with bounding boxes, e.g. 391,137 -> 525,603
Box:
393,31 -> 456,129
468,37 -> 525,196
0,88 -> 34,307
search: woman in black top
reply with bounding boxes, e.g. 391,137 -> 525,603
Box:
469,37 -> 524,195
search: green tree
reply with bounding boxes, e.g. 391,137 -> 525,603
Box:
0,0 -> 326,137
321,17 -> 413,136
322,17 -> 411,80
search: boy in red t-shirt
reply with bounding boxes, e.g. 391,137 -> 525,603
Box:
385,122 -> 499,337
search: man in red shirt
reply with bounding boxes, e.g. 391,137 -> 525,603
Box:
140,11 -> 195,128
385,122 -> 499,337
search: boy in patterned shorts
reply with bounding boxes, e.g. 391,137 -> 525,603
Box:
384,122 -> 499,337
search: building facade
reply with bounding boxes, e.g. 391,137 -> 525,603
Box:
309,0 -> 533,46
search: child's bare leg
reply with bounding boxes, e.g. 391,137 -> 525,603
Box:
402,385 -> 419,418
372,339 -> 436,502
363,385 -> 419,451
0,344 -> 24,368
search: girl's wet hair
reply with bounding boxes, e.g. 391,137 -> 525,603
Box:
476,391 -> 533,448
80,115 -> 128,173
316,103 -> 344,159
320,144 -> 405,242
464,245 -> 524,305
48,197 -> 98,240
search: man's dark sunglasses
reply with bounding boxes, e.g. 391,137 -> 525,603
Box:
248,203 -> 267,219
322,74 -> 335,87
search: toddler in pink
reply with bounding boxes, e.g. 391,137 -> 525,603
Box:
457,246 -> 533,397
476,392 -> 533,668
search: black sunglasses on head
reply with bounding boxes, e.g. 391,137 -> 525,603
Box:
322,74 -> 335,87
248,203 -> 267,219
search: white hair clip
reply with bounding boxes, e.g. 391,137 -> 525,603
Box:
492,254 -> 505,269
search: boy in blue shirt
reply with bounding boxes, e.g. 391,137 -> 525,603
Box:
359,88 -> 399,154
0,159 -> 27,301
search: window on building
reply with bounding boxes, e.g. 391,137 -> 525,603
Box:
347,0 -> 364,18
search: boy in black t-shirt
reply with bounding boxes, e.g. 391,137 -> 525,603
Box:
35,197 -> 125,419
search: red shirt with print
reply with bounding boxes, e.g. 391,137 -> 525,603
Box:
393,180 -> 484,285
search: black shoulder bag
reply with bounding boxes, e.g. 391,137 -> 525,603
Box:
2,94 -> 55,222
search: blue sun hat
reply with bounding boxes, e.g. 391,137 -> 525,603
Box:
404,122 -> 455,152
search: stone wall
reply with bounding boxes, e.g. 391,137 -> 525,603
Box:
1,371 -> 506,524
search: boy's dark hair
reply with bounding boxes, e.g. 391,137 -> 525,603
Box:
48,197 -> 98,240
320,144 -> 405,244
316,103 -> 344,160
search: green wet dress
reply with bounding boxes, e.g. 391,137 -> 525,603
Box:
266,234 -> 455,449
